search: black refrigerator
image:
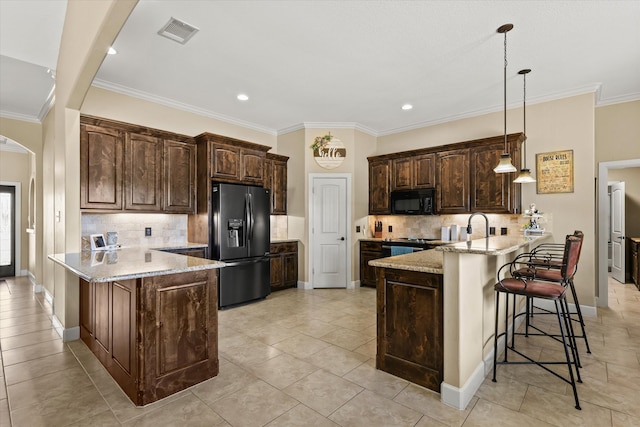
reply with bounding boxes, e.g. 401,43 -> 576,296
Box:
211,183 -> 271,308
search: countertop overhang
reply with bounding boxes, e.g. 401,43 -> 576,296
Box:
368,249 -> 443,274
436,235 -> 547,255
49,248 -> 225,283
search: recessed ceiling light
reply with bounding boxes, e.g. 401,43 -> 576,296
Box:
107,47 -> 117,55
237,94 -> 249,101
402,104 -> 413,110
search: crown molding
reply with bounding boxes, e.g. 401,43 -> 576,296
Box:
37,85 -> 56,122
277,122 -> 378,137
0,110 -> 41,123
91,79 -> 278,136
596,92 -> 640,107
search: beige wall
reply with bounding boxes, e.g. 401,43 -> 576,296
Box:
595,100 -> 640,163
0,150 -> 32,273
378,93 -> 597,306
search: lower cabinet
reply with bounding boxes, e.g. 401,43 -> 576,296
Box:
376,268 -> 443,392
360,241 -> 383,287
632,238 -> 639,290
269,241 -> 298,291
79,269 -> 219,406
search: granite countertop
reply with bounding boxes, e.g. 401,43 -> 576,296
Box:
630,237 -> 640,243
271,239 -> 299,244
436,235 -> 548,255
153,242 -> 208,250
49,248 -> 225,283
368,249 -> 443,274
359,238 -> 450,245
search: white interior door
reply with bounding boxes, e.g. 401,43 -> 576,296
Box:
610,181 -> 626,283
311,176 -> 348,288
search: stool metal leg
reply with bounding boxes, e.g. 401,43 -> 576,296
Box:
568,279 -> 591,353
556,299 -> 581,410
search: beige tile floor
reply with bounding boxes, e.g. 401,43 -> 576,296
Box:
1,275 -> 639,426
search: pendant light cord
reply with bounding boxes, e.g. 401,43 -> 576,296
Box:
522,71 -> 527,168
503,30 -> 508,153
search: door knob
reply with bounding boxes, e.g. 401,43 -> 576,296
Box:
338,237 -> 345,241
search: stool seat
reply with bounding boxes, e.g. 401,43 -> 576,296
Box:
513,267 -> 563,282
496,278 -> 566,299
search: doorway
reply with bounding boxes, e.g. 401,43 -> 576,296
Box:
0,185 -> 16,277
609,181 -> 626,283
309,174 -> 351,288
597,159 -> 640,307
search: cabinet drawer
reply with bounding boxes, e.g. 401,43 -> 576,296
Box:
360,241 -> 383,252
270,242 -> 297,254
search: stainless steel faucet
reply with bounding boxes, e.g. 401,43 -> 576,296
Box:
467,212 -> 489,238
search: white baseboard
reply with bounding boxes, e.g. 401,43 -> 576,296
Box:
44,287 -> 54,305
531,298 -> 597,318
349,280 -> 360,289
298,281 -> 312,289
52,314 -> 80,342
18,269 -> 28,276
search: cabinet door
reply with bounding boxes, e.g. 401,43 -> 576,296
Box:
369,160 -> 391,214
436,149 -> 469,214
269,254 -> 284,290
241,148 -> 265,184
360,251 -> 380,287
632,242 -> 639,288
211,143 -> 241,181
283,252 -> 298,287
470,142 -> 512,213
413,153 -> 436,189
124,133 -> 162,211
263,158 -> 273,191
164,140 -> 196,213
271,159 -> 287,214
392,158 -> 412,191
80,124 -> 123,209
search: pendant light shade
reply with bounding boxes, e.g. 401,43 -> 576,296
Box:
514,68 -> 536,183
494,23 -> 517,174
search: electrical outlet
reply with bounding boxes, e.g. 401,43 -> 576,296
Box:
356,225 -> 361,233
388,225 -> 393,232
501,227 -> 508,235
489,227 -> 496,235
145,227 -> 152,236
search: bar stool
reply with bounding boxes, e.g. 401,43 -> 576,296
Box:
492,234 -> 582,410
514,231 -> 590,355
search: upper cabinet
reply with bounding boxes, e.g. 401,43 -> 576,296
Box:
80,124 -> 124,210
369,159 -> 391,214
80,116 -> 196,214
164,140 -> 196,213
436,148 -> 470,214
368,133 -> 523,215
196,133 -> 270,186
392,153 -> 436,191
265,153 -> 289,215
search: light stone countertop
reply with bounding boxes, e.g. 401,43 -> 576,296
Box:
436,235 -> 547,255
152,242 -> 208,251
368,249 -> 443,274
270,239 -> 299,244
49,248 -> 225,283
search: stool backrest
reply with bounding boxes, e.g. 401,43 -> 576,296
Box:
562,235 -> 582,281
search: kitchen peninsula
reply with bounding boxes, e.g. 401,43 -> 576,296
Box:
49,249 -> 225,406
370,234 -> 549,410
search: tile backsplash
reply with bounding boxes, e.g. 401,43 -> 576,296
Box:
366,213 -> 553,241
82,213 -> 290,251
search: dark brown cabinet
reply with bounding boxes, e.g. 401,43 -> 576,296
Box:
392,154 -> 435,191
80,116 -> 197,214
79,269 -> 218,406
369,159 -> 391,214
376,267 -> 443,392
632,238 -> 639,290
80,124 -> 124,210
470,138 -> 521,214
360,240 -> 383,287
164,140 -> 196,213
269,241 -> 298,291
197,133 -> 270,186
368,133 -> 523,215
265,153 -> 289,215
436,148 -> 470,214
124,133 -> 162,211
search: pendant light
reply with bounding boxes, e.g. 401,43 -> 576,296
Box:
494,24 -> 518,174
514,68 -> 536,183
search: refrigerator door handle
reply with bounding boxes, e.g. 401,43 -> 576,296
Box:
223,258 -> 266,267
248,192 -> 254,241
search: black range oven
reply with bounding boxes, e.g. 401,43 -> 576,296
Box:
381,238 -> 439,257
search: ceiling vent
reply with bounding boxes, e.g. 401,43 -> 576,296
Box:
157,17 -> 199,44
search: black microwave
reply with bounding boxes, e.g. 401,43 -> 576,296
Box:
390,189 -> 435,215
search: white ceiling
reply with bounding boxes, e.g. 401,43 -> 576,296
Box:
1,1 -> 639,140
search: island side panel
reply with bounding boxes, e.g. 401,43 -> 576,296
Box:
376,267 -> 444,392
139,268 -> 219,405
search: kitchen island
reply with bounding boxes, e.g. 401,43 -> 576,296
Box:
370,234 -> 549,409
49,249 -> 225,406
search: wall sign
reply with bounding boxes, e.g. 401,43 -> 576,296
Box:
536,149 -> 574,194
313,137 -> 346,169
